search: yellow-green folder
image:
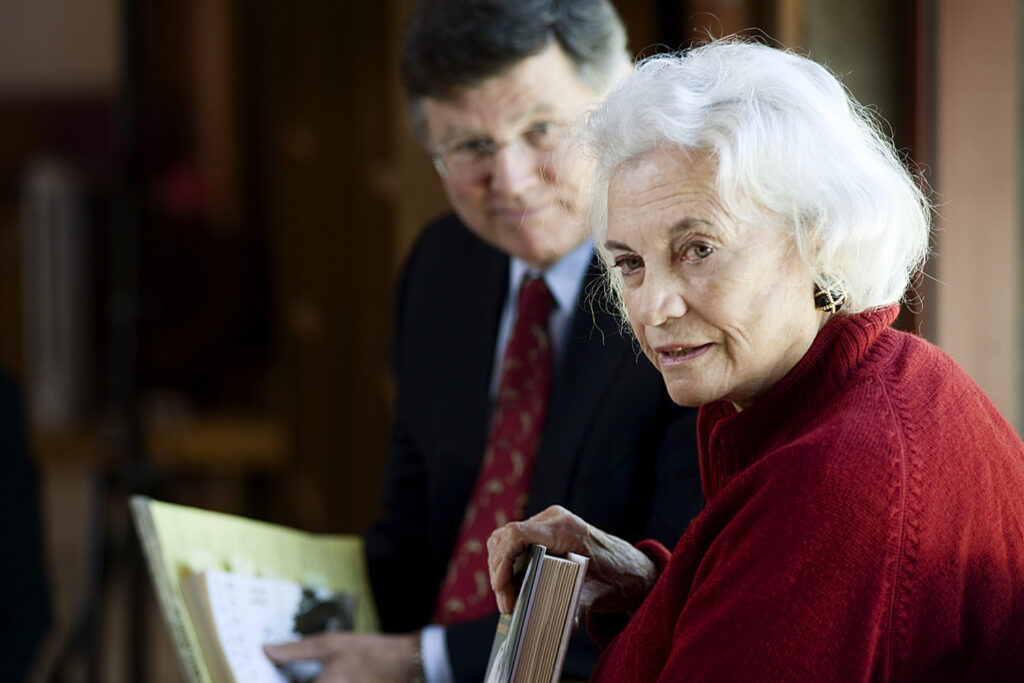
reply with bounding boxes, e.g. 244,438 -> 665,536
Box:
130,495 -> 379,683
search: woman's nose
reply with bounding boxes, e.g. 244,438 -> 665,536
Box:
630,275 -> 687,327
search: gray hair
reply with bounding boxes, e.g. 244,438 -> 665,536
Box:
586,39 -> 932,315
400,0 -> 630,144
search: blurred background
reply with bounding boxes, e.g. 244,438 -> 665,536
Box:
0,0 -> 1018,680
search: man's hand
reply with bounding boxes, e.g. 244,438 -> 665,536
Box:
263,631 -> 418,683
487,505 -> 658,617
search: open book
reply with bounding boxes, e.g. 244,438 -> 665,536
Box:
484,545 -> 589,683
130,495 -> 379,683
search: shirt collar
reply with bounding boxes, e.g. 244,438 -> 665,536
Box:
508,238 -> 594,312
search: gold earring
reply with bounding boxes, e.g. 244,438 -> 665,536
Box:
813,279 -> 846,313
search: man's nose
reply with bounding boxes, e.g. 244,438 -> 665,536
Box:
488,142 -> 539,195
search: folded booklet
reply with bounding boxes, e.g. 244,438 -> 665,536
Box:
484,544 -> 589,683
130,495 -> 379,683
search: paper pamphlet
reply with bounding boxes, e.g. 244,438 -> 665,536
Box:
130,495 -> 378,683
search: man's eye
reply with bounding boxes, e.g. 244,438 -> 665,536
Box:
530,122 -> 553,136
613,255 -> 643,274
524,122 -> 558,148
453,138 -> 495,156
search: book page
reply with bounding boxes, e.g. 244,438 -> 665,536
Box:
146,497 -> 378,631
482,546 -> 589,683
484,613 -> 515,683
549,552 -> 588,683
485,545 -> 547,683
183,570 -> 347,683
514,558 -> 580,682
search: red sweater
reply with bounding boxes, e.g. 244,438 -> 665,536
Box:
591,306 -> 1024,681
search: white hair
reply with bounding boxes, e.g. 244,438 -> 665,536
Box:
585,38 -> 932,314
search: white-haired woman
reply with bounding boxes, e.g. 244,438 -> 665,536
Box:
487,39 -> 1024,681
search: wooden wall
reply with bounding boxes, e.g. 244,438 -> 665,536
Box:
934,0 -> 1020,429
235,1 -> 398,532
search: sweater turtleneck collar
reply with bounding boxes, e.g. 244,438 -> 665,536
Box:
696,304 -> 901,503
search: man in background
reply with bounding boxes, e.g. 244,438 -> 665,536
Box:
266,1 -> 702,680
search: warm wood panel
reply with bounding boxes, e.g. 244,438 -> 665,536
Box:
934,0 -> 1020,429
239,1 -> 396,533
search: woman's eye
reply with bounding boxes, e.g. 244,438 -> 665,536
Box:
682,244 -> 713,262
613,255 -> 643,274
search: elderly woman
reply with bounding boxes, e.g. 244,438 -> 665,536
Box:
487,39 -> 1024,680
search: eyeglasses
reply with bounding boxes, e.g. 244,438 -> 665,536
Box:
431,121 -> 570,180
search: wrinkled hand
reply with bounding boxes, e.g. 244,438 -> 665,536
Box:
487,505 -> 657,617
263,631 -> 417,683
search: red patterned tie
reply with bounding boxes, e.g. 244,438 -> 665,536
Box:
432,276 -> 556,625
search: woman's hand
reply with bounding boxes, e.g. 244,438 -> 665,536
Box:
487,505 -> 658,617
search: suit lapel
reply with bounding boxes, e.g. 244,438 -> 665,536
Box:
434,233 -> 508,480
528,257 -> 633,511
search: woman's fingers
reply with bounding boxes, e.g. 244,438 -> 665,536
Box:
489,551 -> 519,614
487,506 -> 587,612
486,505 -> 658,618
486,505 -> 660,618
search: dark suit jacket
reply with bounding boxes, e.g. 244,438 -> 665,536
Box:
364,214 -> 702,681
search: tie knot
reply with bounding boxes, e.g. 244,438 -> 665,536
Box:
517,276 -> 556,326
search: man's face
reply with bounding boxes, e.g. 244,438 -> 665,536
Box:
422,43 -> 605,270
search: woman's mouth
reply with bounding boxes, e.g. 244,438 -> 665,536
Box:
654,343 -> 712,367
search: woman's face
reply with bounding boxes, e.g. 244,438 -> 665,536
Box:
605,148 -> 827,410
